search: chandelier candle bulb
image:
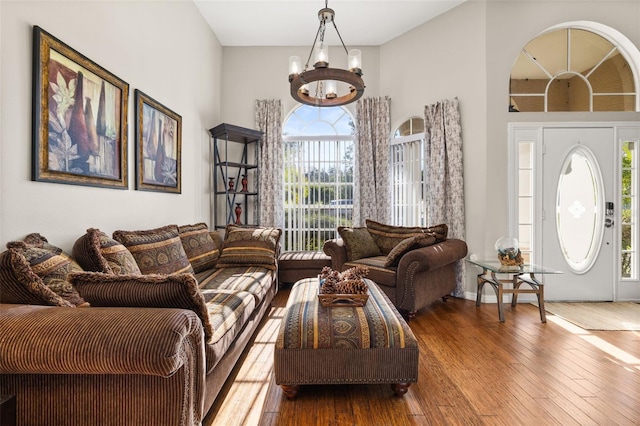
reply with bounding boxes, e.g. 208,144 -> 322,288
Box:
314,44 -> 328,68
289,56 -> 301,80
348,49 -> 362,75
326,80 -> 337,99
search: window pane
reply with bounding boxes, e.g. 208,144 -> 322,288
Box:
622,253 -> 632,278
518,170 -> 532,196
593,95 -> 636,112
510,95 -> 544,112
556,147 -> 604,273
519,142 -> 532,168
519,197 -> 532,223
570,29 -> 614,74
518,224 -> 532,251
526,30 -> 568,77
410,118 -> 424,134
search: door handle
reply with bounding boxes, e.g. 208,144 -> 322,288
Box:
605,201 -> 614,227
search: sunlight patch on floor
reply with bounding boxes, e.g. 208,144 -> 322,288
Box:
548,314 -> 640,372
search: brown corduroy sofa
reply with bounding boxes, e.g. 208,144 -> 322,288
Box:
323,220 -> 468,319
0,224 -> 280,426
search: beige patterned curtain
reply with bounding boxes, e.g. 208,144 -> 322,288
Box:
424,97 -> 466,296
255,99 -> 284,228
354,96 -> 391,226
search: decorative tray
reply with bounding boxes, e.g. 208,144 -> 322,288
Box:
318,279 -> 369,307
318,292 -> 369,307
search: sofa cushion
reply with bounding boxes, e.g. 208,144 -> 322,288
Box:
384,234 -> 438,267
344,256 -> 396,287
196,265 -> 275,305
72,228 -> 142,275
337,226 -> 381,260
112,225 -> 194,275
69,271 -> 214,342
216,225 -> 281,271
201,288 -> 256,373
178,223 -> 220,273
365,220 -> 448,254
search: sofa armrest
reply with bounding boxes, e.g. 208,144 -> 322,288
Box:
395,239 -> 468,308
323,239 -> 348,271
398,238 -> 468,273
0,303 -> 205,378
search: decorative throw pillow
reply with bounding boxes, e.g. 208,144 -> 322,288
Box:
216,225 -> 282,270
70,271 -> 213,342
1,236 -> 87,307
72,228 -> 142,275
337,226 -> 381,261
384,234 -> 438,267
365,219 -> 448,254
0,249 -> 75,306
112,225 -> 194,275
178,223 -> 220,273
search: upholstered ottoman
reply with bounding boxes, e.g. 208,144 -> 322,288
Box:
277,251 -> 331,286
274,277 -> 418,399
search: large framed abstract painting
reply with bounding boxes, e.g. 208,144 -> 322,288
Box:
134,90 -> 181,193
32,26 -> 129,189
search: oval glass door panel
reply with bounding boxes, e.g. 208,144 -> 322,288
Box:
556,146 -> 605,273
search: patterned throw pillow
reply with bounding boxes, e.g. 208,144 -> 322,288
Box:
178,223 -> 220,273
384,234 -> 438,267
72,228 -> 142,275
337,226 -> 382,261
216,225 -> 282,270
70,271 -> 213,342
0,249 -> 75,306
365,219 -> 448,255
112,225 -> 194,275
1,234 -> 86,307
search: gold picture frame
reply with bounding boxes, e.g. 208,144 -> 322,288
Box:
32,26 -> 129,189
134,89 -> 182,193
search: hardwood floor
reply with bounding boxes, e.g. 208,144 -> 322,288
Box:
204,288 -> 640,425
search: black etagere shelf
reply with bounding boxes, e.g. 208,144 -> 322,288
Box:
209,123 -> 263,230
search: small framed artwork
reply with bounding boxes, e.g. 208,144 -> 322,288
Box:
134,89 -> 182,193
32,26 -> 129,189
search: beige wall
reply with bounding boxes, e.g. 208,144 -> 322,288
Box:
378,1 -> 488,296
0,0 -> 222,250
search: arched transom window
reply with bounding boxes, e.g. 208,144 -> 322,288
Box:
509,22 -> 640,112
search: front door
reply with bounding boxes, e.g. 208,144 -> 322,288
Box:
542,127 -> 615,301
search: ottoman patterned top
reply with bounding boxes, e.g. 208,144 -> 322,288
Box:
277,278 -> 417,350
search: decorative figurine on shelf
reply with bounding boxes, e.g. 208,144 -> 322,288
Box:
240,174 -> 249,192
228,177 -> 235,192
235,203 -> 242,225
495,236 -> 523,266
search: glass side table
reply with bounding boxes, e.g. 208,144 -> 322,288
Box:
466,259 -> 562,323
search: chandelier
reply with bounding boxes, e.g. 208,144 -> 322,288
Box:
288,1 -> 365,107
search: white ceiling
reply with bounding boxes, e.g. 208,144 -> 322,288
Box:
193,0 -> 467,47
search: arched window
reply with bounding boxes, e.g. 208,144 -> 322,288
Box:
282,105 -> 355,251
509,22 -> 640,112
391,117 -> 426,226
